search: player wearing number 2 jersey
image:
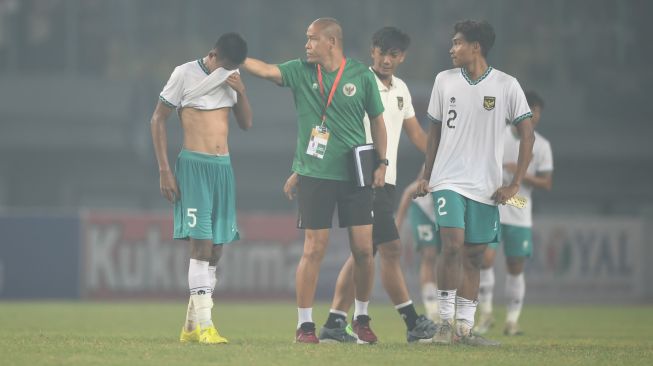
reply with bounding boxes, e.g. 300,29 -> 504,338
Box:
414,20 -> 535,346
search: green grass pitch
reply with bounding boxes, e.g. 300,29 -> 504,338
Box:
0,302 -> 651,365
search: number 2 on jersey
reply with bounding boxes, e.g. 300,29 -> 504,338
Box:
446,110 -> 457,129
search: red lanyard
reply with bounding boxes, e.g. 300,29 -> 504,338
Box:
317,57 -> 346,125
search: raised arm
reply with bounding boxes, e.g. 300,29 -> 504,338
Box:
369,113 -> 388,188
226,73 -> 253,130
242,57 -> 283,85
150,101 -> 179,203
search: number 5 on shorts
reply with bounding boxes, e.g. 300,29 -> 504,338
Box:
437,197 -> 447,216
417,225 -> 434,241
187,208 -> 197,228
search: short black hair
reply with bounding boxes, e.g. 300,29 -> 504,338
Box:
215,33 -> 247,65
453,20 -> 495,57
372,26 -> 410,53
525,90 -> 544,108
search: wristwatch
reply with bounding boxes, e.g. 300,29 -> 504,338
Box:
378,158 -> 389,166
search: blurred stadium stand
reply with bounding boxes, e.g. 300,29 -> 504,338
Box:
0,0 -> 651,214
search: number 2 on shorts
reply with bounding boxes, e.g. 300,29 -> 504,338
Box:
437,197 -> 447,216
187,208 -> 197,228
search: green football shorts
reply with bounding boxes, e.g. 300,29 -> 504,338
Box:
432,190 -> 500,244
173,149 -> 240,244
488,224 -> 532,257
409,202 -> 441,252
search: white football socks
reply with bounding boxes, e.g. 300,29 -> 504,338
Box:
297,307 -> 313,328
183,297 -> 196,331
478,267 -> 495,315
353,299 -> 369,319
505,272 -> 525,323
208,265 -> 217,291
189,259 -> 213,328
185,263 -> 218,331
455,296 -> 477,331
438,289 -> 456,323
421,282 -> 439,320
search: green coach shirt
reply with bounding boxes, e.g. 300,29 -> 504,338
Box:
278,58 -> 384,181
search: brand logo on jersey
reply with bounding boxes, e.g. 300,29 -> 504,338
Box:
343,83 -> 357,97
397,96 -> 404,110
450,97 -> 456,104
483,96 -> 496,110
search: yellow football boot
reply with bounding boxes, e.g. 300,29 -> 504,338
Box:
199,325 -> 229,344
179,326 -> 200,343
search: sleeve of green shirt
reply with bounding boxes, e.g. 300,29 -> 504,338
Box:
278,59 -> 304,89
363,69 -> 384,118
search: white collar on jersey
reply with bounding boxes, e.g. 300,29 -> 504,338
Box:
369,66 -> 395,90
461,66 -> 493,86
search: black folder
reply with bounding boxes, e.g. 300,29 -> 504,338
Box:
351,144 -> 376,187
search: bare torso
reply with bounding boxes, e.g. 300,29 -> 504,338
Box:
180,107 -> 231,155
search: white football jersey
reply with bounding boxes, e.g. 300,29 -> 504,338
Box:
500,129 -> 553,227
159,59 -> 238,110
363,69 -> 416,185
426,67 -> 532,205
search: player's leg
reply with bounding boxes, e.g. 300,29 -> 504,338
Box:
319,254 -> 357,343
453,199 -> 500,346
294,175 -> 337,343
409,202 -> 440,322
373,185 -> 434,340
339,182 -> 376,344
295,228 -> 330,341
504,256 -> 525,335
182,244 -> 222,337
474,241 -> 498,335
502,225 -> 532,335
319,186 -> 380,343
433,226 -> 464,344
455,243 -> 486,336
419,246 -> 439,321
189,239 -> 216,327
173,150 -> 224,343
378,240 -> 413,320
346,224 -> 376,344
194,154 -> 240,344
377,238 -> 437,343
431,190 -> 466,344
209,245 -> 223,292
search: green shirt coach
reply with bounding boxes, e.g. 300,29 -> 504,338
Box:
240,18 -> 388,343
279,58 -> 384,181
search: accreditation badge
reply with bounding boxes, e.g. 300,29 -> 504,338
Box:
306,125 -> 330,159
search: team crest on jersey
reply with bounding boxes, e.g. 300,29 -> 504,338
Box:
343,83 -> 357,97
397,96 -> 404,110
483,96 -> 496,110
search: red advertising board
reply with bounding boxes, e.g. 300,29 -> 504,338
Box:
82,211 -> 301,299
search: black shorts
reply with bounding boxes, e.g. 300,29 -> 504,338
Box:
372,184 -> 400,245
296,175 -> 373,229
